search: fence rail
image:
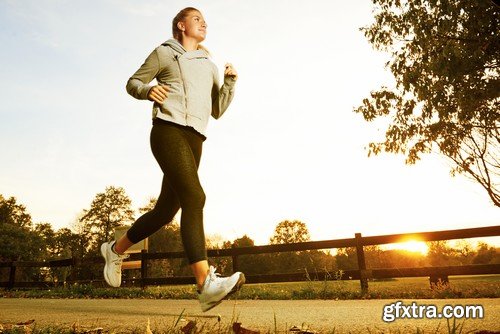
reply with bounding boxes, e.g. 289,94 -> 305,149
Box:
1,225 -> 499,292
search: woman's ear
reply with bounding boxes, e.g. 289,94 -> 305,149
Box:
177,21 -> 185,32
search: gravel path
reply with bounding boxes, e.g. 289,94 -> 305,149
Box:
1,298 -> 498,333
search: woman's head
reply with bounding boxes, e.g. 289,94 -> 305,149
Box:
172,7 -> 207,43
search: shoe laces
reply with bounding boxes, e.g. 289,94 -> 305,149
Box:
112,254 -> 129,274
207,266 -> 221,282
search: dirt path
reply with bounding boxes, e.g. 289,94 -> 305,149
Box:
1,298 -> 498,333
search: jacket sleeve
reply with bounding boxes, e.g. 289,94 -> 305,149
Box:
126,48 -> 161,100
211,65 -> 236,119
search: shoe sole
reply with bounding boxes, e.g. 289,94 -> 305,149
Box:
228,272 -> 246,296
100,243 -> 118,287
202,273 -> 246,312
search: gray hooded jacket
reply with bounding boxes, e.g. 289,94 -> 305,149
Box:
126,39 -> 236,136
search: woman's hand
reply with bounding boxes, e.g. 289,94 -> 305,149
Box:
224,63 -> 238,81
147,84 -> 169,104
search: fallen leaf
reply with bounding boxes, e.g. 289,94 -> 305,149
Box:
0,320 -> 36,333
232,322 -> 260,334
181,320 -> 196,334
289,326 -> 317,334
82,327 -> 104,334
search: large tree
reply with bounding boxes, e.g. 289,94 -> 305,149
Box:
229,235 -> 275,275
355,0 -> 499,206
0,195 -> 43,262
80,186 -> 135,248
0,194 -> 32,229
0,195 -> 50,282
269,220 -> 311,245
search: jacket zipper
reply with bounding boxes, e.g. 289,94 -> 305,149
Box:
175,55 -> 189,121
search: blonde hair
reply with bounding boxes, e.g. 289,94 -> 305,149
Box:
172,7 -> 210,55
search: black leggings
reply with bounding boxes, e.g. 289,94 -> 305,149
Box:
126,119 -> 207,264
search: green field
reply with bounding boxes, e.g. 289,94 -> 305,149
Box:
2,275 -> 499,300
233,275 -> 500,300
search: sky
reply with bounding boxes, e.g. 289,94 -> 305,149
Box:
1,0 -> 498,248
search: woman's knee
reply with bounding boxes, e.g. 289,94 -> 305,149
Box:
181,187 -> 206,209
193,187 -> 206,207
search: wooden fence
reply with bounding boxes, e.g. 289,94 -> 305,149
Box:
1,225 -> 499,293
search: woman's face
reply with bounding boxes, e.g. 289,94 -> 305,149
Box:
180,11 -> 207,42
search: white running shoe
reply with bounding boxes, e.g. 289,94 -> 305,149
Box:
100,241 -> 129,288
198,266 -> 245,312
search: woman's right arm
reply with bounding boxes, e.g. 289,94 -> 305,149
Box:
126,49 -> 162,100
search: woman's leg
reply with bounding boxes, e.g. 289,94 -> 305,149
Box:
191,260 -> 210,290
114,175 -> 180,254
107,121 -> 245,307
146,122 -> 210,285
103,121 -> 212,289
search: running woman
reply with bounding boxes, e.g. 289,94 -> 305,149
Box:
100,7 -> 245,312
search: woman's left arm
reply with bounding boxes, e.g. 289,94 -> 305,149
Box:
211,63 -> 237,119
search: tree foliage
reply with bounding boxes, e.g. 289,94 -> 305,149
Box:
80,186 -> 135,248
138,197 -> 158,214
472,241 -> 499,264
228,235 -> 273,275
0,195 -> 43,262
0,194 -> 32,229
355,0 -> 500,206
269,220 -> 311,244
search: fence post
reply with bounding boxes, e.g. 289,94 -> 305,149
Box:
355,233 -> 368,294
67,256 -> 77,283
140,249 -> 148,289
8,262 -> 16,290
429,271 -> 449,289
231,244 -> 239,273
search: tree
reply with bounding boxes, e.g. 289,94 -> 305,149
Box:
80,186 -> 135,249
268,221 -> 337,274
53,228 -> 80,258
138,197 -> 157,214
335,247 -> 359,271
0,195 -> 42,262
33,223 -> 56,258
47,228 -> 77,283
269,220 -> 311,244
454,240 -> 475,265
0,194 -> 32,229
233,235 -> 255,248
355,0 -> 500,206
228,235 -> 274,275
472,241 -> 498,264
0,195 -> 49,282
426,240 -> 458,266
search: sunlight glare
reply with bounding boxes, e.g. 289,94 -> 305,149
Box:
385,240 -> 429,255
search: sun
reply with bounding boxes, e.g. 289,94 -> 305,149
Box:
384,240 -> 429,255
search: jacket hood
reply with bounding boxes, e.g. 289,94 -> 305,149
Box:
162,38 -> 186,54
162,38 -> 209,58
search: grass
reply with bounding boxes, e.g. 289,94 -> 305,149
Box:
1,275 -> 498,300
